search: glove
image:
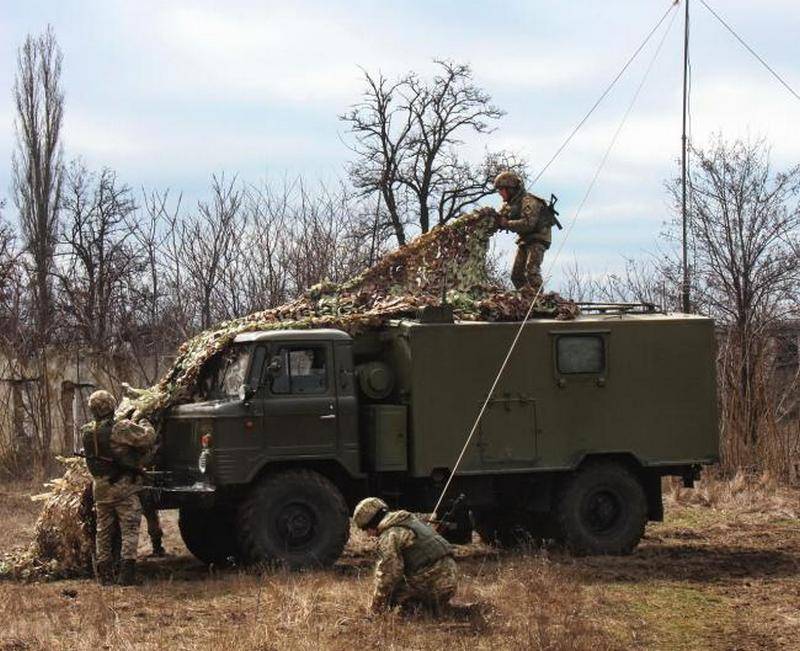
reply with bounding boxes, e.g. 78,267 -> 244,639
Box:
494,213 -> 508,229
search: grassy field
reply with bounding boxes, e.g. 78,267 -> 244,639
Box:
0,477 -> 798,650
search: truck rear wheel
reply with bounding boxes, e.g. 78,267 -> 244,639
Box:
237,469 -> 349,569
557,462 -> 647,555
179,506 -> 240,565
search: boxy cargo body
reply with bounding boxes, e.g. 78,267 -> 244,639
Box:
378,314 -> 718,477
151,311 -> 719,567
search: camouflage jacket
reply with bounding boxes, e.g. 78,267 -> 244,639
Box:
499,189 -> 551,245
83,417 -> 156,482
110,418 -> 157,470
371,510 -> 452,609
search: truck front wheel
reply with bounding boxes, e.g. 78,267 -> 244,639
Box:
557,461 -> 647,555
237,469 -> 350,569
179,506 -> 240,565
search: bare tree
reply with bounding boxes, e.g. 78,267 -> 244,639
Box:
123,189 -> 183,381
56,161 -> 140,351
180,175 -> 245,329
11,26 -> 64,349
0,206 -> 26,352
10,26 -> 65,471
342,60 -> 525,244
667,136 -> 800,461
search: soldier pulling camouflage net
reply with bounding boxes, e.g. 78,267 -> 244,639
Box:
2,210 -> 578,580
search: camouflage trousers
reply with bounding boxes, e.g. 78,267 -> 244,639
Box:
139,490 -> 163,546
511,240 -> 548,293
93,476 -> 142,563
387,556 -> 458,611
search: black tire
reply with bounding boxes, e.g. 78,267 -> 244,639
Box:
557,462 -> 647,555
237,469 -> 349,569
179,506 -> 241,565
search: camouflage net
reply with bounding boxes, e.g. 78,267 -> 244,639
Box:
3,210 -> 578,580
1,457 -> 95,580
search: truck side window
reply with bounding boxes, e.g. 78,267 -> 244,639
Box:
270,346 -> 328,395
557,335 -> 605,374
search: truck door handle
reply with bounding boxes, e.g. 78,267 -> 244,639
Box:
319,414 -> 336,421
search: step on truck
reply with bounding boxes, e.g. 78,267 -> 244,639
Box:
148,304 -> 719,567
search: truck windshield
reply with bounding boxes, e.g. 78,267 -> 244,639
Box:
199,344 -> 252,399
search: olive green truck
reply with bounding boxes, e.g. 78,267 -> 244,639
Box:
149,306 -> 719,567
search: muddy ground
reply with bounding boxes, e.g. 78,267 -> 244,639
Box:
0,480 -> 797,650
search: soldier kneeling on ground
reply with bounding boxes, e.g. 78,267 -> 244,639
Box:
353,497 -> 458,615
81,390 -> 157,586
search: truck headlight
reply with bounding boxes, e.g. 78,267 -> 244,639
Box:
198,449 -> 211,474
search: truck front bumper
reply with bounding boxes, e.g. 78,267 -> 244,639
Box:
144,472 -> 216,509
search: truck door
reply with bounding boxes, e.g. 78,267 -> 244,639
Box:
262,342 -> 338,456
544,331 -> 610,465
479,392 -> 538,468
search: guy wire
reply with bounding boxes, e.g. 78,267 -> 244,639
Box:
432,6 -> 679,519
531,1 -> 680,186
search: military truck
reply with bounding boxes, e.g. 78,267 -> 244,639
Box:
148,305 -> 718,567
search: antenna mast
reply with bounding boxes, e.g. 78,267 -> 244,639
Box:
681,0 -> 691,313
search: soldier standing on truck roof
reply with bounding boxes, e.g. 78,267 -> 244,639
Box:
353,497 -> 458,614
489,170 -> 557,294
80,390 -> 156,585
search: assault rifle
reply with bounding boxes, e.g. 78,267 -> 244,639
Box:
432,493 -> 469,536
548,193 -> 563,230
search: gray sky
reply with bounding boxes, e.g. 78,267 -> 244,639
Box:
1,0 -> 798,287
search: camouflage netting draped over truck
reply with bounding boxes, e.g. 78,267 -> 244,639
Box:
3,210 -> 578,580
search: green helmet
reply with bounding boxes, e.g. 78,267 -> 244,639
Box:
88,390 -> 116,419
493,170 -> 523,190
353,497 -> 388,529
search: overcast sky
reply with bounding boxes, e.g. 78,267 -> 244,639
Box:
1,0 -> 798,289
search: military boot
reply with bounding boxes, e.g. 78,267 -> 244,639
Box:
117,559 -> 138,586
150,537 -> 166,558
96,560 -> 114,586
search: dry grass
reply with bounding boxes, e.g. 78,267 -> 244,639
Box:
665,470 -> 799,520
0,476 -> 797,650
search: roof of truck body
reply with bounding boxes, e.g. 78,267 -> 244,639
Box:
231,313 -> 713,341
392,312 -> 713,328
234,329 -> 352,342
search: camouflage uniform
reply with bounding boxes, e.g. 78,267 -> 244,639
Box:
81,390 -> 156,584
491,170 -> 553,293
371,510 -> 457,612
499,188 -> 552,293
139,491 -> 165,556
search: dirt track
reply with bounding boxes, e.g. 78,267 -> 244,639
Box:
0,481 -> 798,650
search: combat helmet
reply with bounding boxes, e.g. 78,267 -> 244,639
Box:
353,497 -> 389,530
493,170 -> 523,190
87,390 -> 117,419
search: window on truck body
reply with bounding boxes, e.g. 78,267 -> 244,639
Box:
556,334 -> 606,375
269,345 -> 329,395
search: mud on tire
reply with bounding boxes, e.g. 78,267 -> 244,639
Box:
557,461 -> 647,555
237,469 -> 350,569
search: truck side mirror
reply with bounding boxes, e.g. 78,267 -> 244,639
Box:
238,383 -> 257,402
267,355 -> 283,376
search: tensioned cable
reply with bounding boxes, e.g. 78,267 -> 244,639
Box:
431,9 -> 679,519
699,0 -> 800,103
530,1 -> 679,186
